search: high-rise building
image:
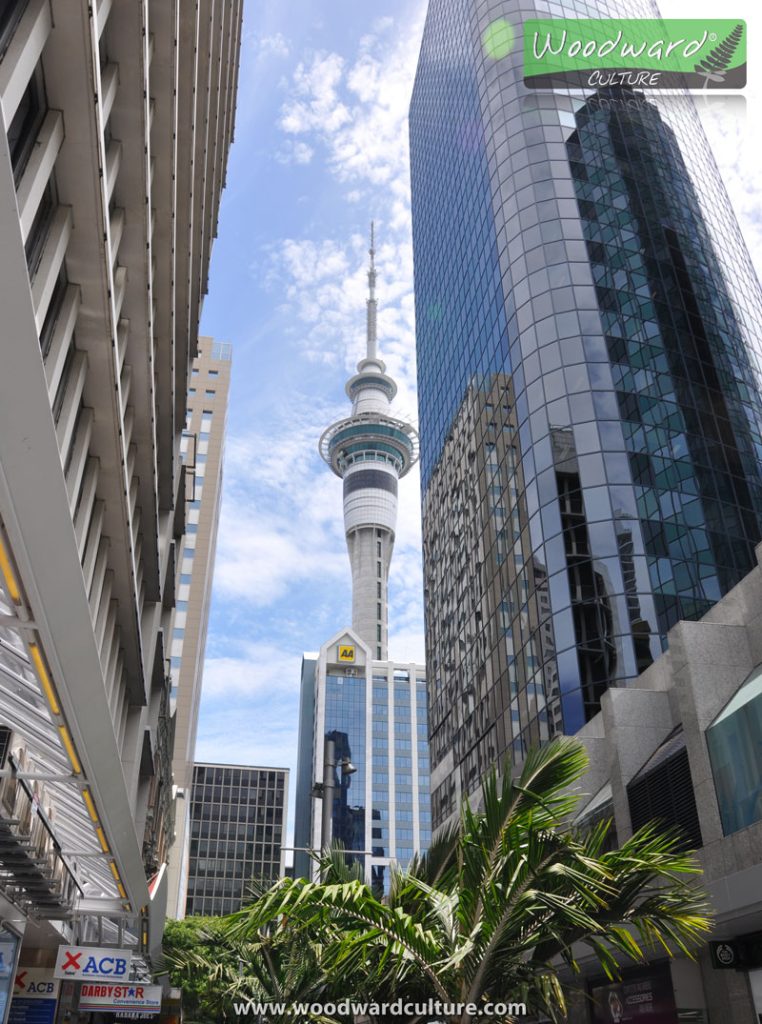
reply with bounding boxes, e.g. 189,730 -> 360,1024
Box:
295,639 -> 431,894
294,232 -> 431,890
166,337 -> 232,919
0,0 -> 241,981
410,1 -> 762,832
185,763 -> 288,917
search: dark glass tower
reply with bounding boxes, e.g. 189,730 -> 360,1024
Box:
186,763 -> 288,916
410,0 -> 762,831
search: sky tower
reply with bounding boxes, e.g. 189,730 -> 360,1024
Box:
319,226 -> 419,660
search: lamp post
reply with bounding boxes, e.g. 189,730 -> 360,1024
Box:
312,736 -> 357,853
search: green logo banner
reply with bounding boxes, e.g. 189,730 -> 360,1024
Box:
523,19 -> 746,89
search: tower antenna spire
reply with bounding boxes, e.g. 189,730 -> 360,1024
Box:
367,221 -> 377,361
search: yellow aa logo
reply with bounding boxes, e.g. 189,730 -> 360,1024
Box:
338,645 -> 355,662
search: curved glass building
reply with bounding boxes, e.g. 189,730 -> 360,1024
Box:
410,0 -> 762,830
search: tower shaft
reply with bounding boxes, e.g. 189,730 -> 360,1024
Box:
347,526 -> 393,659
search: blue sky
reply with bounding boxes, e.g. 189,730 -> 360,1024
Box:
193,0 -> 431,844
194,0 -> 762,849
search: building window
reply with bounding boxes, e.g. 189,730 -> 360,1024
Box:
706,667 -> 762,835
52,342 -> 75,424
25,183 -> 55,278
40,271 -> 68,360
7,73 -> 45,184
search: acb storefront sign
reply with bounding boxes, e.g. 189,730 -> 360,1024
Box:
53,946 -> 132,982
9,968 -> 60,1024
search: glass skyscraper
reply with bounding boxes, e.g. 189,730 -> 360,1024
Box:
410,0 -> 762,830
295,639 -> 431,895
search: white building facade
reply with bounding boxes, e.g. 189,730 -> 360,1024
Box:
0,0 -> 241,995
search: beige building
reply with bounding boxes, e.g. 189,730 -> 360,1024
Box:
565,544 -> 762,1023
423,373 -> 564,836
166,337 -> 231,919
0,0 -> 242,991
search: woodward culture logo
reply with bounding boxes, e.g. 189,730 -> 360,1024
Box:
523,19 -> 746,89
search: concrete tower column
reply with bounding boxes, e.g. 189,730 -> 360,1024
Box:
319,225 -> 419,659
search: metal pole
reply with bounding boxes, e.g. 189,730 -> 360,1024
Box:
320,737 -> 335,852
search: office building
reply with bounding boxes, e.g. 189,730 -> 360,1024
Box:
566,543 -> 762,1024
294,232 -> 431,889
295,638 -> 430,893
166,337 -> 232,919
409,1 -> 762,832
185,763 -> 288,917
0,0 -> 242,979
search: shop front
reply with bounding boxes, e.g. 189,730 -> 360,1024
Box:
589,964 -> 680,1024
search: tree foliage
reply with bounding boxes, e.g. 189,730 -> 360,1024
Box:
165,738 -> 712,1024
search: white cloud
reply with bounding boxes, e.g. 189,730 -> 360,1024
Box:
278,8 -> 425,204
275,140 -> 314,165
281,53 -> 352,135
256,32 -> 290,60
213,405 -> 349,607
201,645 -> 302,699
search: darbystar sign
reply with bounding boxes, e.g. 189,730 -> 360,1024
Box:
523,19 -> 746,89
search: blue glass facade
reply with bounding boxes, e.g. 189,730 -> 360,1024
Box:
325,674 -> 367,857
411,0 -> 762,830
568,92 -> 762,634
320,662 -> 430,893
706,667 -> 762,836
409,0 -> 508,492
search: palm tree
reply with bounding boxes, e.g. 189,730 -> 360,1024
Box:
224,738 -> 711,1023
162,909 -> 336,1024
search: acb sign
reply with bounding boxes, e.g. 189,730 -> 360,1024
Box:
54,945 -> 133,981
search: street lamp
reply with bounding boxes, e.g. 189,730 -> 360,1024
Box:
311,737 -> 357,851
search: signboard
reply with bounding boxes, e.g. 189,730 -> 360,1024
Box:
9,969 -> 60,1024
54,946 -> 131,982
590,967 -> 678,1023
710,940 -> 738,969
78,984 -> 162,1015
0,932 -> 21,1024
338,645 -> 355,662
